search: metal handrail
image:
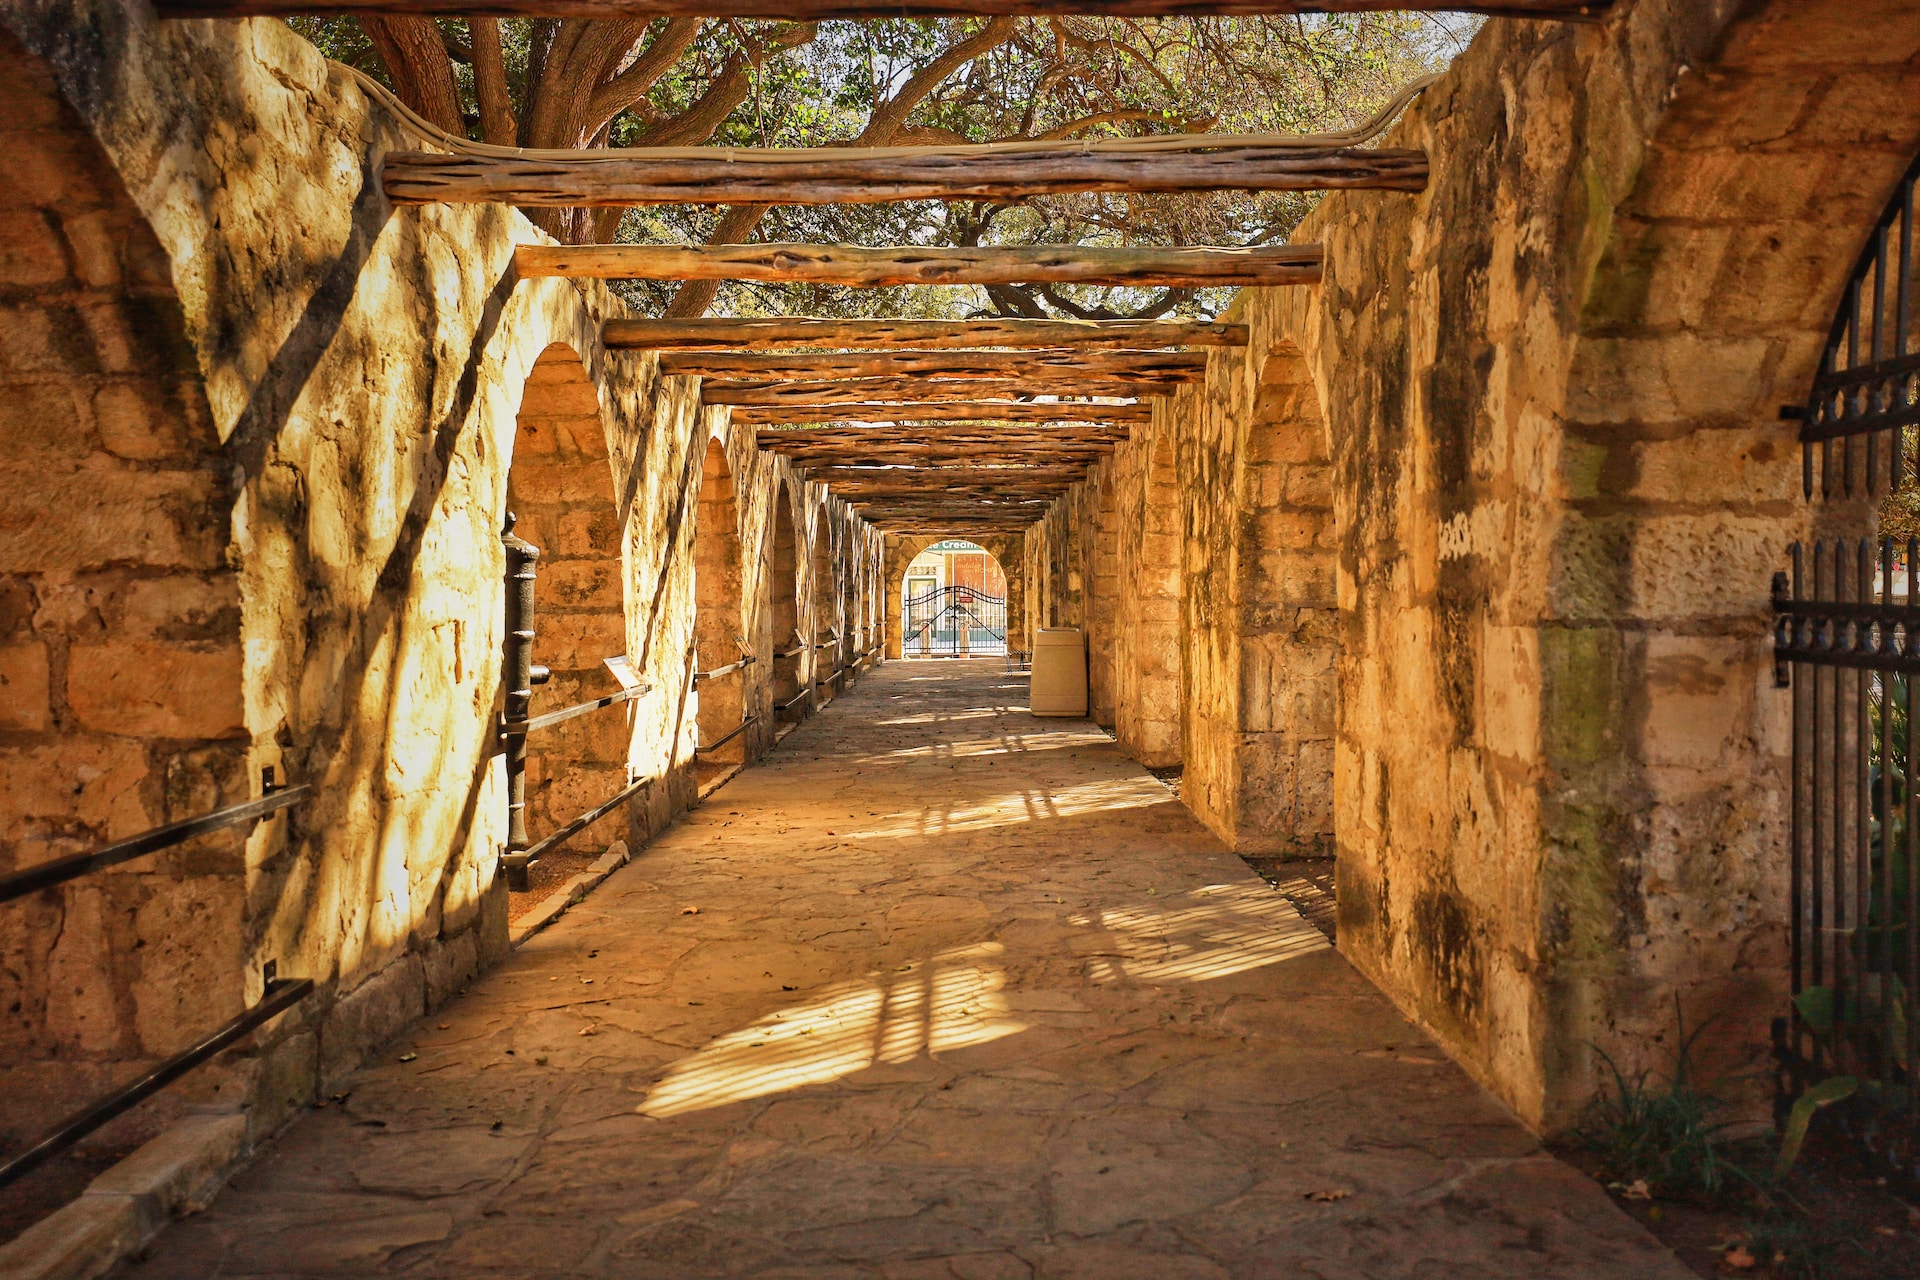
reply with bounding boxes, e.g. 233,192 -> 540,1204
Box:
778,687 -> 812,712
773,644 -> 808,660
502,774 -> 653,888
695,714 -> 760,754
0,783 -> 310,906
0,976 -> 314,1188
692,655 -> 757,685
500,683 -> 651,737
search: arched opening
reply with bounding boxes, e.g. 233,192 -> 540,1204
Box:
768,478 -> 802,722
809,506 -> 838,705
1232,344 -> 1335,856
503,344 -> 629,907
900,539 -> 1010,658
1132,434 -> 1184,768
1088,464 -> 1122,727
693,437 -> 745,770
0,30 -> 246,1190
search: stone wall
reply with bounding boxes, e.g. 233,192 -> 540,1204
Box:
1026,0 -> 1920,1131
0,0 -> 882,1153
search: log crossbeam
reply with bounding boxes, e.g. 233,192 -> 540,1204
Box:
392,146 -> 1422,208
519,243 -> 1321,289
703,379 -> 1173,407
731,403 -> 1153,425
662,350 -> 1208,381
604,318 -> 1248,350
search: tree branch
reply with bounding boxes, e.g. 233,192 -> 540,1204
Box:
360,15 -> 463,135
469,18 -> 517,146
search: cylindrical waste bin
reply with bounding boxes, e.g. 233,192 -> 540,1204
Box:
1029,627 -> 1088,717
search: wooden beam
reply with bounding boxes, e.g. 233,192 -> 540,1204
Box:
733,402 -> 1152,425
664,350 -> 1206,381
604,318 -> 1248,351
703,379 -> 1170,407
390,146 -> 1421,208
161,3 -> 1611,22
518,243 -> 1321,288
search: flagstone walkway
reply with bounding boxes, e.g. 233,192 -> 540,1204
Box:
123,661 -> 1688,1280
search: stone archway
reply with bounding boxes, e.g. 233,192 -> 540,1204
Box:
1277,0 -> 1920,1132
808,503 -> 838,705
1229,342 -> 1336,855
1126,433 -> 1184,769
767,477 -> 802,717
693,437 -> 745,766
0,30 -> 247,1155
505,344 -> 630,869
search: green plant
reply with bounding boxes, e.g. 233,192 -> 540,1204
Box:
1577,1005 -> 1742,1201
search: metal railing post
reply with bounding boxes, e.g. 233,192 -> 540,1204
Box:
501,514 -> 542,892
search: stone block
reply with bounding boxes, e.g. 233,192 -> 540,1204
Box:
1,469 -> 229,574
532,612 -> 627,670
424,927 -> 479,1008
0,208 -> 70,289
538,560 -> 621,609
44,885 -> 125,1054
506,459 -> 618,506
0,737 -> 154,837
321,954 -> 427,1089
87,1111 -> 248,1218
115,574 -> 242,643
54,208 -> 128,290
0,379 -> 90,458
1640,634 -> 1755,770
0,1189 -> 145,1280
131,877 -> 246,1055
92,382 -> 198,461
0,639 -> 50,730
66,640 -> 245,739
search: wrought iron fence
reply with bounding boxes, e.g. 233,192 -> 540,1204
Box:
904,584 -> 1007,657
1774,542 -> 1919,1101
1770,149 -> 1920,1185
1797,152 -> 1917,499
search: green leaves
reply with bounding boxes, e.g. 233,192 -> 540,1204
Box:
1774,1076 -> 1859,1178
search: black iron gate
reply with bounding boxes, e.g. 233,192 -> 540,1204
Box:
1775,541 -> 1919,1091
904,584 -> 1007,657
1772,150 -> 1919,1177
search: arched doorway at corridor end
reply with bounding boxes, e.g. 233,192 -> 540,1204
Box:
901,540 -> 1009,659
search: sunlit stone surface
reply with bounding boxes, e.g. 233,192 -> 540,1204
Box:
125,663 -> 1688,1279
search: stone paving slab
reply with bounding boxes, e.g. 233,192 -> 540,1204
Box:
120,662 -> 1688,1279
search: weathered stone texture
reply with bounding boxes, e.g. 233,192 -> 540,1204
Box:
1026,0 -> 1920,1130
0,0 -> 883,1155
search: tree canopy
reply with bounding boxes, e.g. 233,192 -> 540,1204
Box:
292,14 -> 1471,319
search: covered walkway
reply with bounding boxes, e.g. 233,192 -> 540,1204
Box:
127,663 -> 1683,1279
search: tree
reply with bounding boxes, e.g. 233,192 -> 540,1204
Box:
291,14 -> 1468,319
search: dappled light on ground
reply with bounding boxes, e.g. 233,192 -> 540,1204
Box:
853,775 -> 1175,839
637,943 -> 1025,1118
1075,882 -> 1330,984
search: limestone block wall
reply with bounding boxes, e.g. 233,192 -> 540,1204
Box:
0,0 -> 876,1152
1027,0 -> 1920,1131
0,32 -> 253,1138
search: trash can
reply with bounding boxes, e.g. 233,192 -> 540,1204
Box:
1029,627 -> 1087,717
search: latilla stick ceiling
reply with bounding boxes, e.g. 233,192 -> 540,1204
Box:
158,2 -> 1612,21
152,1 -> 1529,532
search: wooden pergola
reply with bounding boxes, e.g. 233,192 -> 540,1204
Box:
161,2 -> 1611,21
158,0 -> 1612,535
